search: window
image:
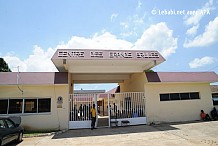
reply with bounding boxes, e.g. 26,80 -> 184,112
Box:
212,98 -> 218,105
160,94 -> 170,101
0,120 -> 6,129
170,93 -> 180,100
8,99 -> 23,114
0,97 -> 51,115
24,99 -> 37,113
180,93 -> 190,100
190,92 -> 200,99
5,119 -> 15,128
38,98 -> 51,113
212,93 -> 218,105
0,99 -> 8,114
160,92 -> 200,101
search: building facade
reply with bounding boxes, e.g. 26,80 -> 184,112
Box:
0,49 -> 218,130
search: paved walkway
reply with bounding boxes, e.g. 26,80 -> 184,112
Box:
16,121 -> 218,146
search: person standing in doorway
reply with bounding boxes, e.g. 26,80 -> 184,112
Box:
90,104 -> 97,130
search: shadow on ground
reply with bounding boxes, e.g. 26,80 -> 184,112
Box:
52,124 -> 179,139
52,120 -> 209,139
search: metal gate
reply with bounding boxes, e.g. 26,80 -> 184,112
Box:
108,92 -> 147,127
69,92 -> 146,129
69,94 -> 97,129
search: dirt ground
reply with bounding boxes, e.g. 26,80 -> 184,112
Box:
13,121 -> 218,146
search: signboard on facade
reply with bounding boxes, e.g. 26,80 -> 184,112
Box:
56,49 -> 160,60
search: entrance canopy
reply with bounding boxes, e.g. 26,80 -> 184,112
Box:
52,49 -> 165,73
52,49 -> 165,83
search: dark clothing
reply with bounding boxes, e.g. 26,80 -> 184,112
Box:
205,114 -> 211,121
91,117 -> 96,129
211,108 -> 218,120
79,105 -> 83,118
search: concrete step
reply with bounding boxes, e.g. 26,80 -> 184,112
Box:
97,117 -> 109,127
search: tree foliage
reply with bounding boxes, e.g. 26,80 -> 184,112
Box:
0,58 -> 11,72
144,69 -> 154,72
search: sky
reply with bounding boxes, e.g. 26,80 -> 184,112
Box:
0,0 -> 218,91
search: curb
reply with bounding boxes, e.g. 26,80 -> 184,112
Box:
23,129 -> 68,138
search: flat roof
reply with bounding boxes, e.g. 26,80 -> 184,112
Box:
0,72 -> 68,85
74,90 -> 105,94
145,72 -> 218,83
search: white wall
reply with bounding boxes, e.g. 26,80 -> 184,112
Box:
119,73 -> 146,92
0,85 -> 69,131
144,82 -> 214,124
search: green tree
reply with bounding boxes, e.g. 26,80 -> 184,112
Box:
0,58 -> 11,72
144,69 -> 154,72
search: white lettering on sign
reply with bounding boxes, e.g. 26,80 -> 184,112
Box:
90,51 -> 103,58
109,52 -> 132,58
58,51 -> 85,57
136,52 -> 159,58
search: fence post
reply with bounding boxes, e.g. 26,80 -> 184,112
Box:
108,93 -> 111,127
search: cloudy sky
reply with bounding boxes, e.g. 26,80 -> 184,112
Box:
0,0 -> 218,90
